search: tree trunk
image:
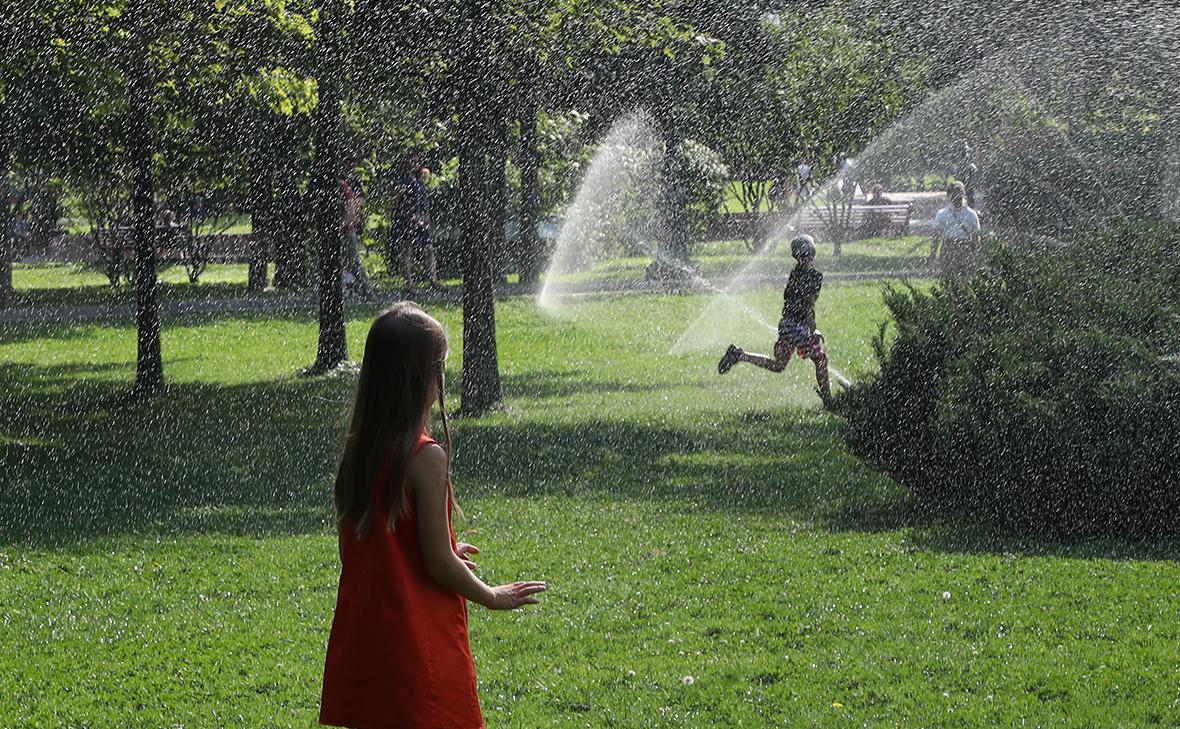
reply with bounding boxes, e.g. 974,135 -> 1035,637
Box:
128,16 -> 163,397
646,119 -> 691,281
517,78 -> 543,287
659,124 -> 689,265
248,141 -> 272,292
458,1 -> 502,415
307,4 -> 349,373
26,170 -> 59,251
273,124 -> 308,289
0,91 -> 12,303
489,114 -> 509,285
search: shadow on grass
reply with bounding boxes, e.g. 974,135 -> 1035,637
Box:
1,361 -> 1175,561
0,363 -> 353,548
500,370 -> 676,400
450,410 -> 913,531
0,360 -> 912,549
6,281 -> 276,309
0,305 -> 380,348
902,522 -> 1180,561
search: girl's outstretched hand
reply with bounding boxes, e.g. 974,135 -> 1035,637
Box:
455,542 -> 479,571
487,581 -> 548,610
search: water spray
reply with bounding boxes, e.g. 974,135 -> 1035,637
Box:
662,256 -> 855,391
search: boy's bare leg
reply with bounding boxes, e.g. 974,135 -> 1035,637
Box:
744,338 -> 792,372
808,337 -> 832,403
720,340 -> 790,374
426,245 -> 442,288
739,351 -> 788,373
814,356 -> 831,397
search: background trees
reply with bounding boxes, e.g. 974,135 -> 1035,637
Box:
7,0 -> 952,408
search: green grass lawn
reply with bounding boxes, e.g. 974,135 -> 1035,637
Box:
2,286 -> 1177,727
8,247 -> 459,308
543,237 -> 928,292
7,237 -> 927,313
13,261 -> 268,291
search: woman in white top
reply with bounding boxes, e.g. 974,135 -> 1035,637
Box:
796,160 -> 813,199
928,181 -> 981,277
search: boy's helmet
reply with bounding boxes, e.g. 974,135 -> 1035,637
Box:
791,235 -> 816,262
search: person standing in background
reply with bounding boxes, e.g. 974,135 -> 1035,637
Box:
796,158 -> 814,200
929,181 -> 982,278
340,156 -> 374,299
391,154 -> 442,296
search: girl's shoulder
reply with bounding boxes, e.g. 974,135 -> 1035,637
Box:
405,439 -> 446,492
410,431 -> 439,457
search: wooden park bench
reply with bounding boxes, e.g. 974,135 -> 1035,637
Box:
797,202 -> 914,242
94,228 -> 267,286
94,224 -> 205,285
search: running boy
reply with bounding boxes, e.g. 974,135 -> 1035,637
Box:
717,235 -> 832,403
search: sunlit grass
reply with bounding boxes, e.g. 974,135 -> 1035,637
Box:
10,262 -> 280,312
9,236 -> 928,306
1,287 -> 1177,727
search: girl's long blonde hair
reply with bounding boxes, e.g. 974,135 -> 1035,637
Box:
334,303 -> 454,536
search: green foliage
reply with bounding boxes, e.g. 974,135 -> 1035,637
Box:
535,110 -> 594,213
977,81 -> 1178,238
839,222 -> 1180,535
699,6 -> 930,204
980,126 -> 1099,237
677,138 -> 729,242
7,0 -> 322,226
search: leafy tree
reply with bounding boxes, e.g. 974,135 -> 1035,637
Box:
10,0 -> 319,389
305,0 -> 350,374
125,0 -> 164,394
454,0 -> 505,414
14,0 -> 170,394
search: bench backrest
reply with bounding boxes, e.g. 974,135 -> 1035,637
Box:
94,225 -> 198,258
197,233 -> 252,257
797,203 -> 910,225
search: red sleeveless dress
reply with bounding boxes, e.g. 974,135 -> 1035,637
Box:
320,432 -> 484,729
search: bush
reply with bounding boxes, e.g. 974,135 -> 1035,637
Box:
981,127 -> 1101,238
677,139 -> 730,244
838,221 -> 1180,535
980,124 -> 1177,240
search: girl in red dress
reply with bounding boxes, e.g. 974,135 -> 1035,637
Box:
320,303 -> 547,729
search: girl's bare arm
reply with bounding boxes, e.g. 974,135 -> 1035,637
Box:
411,444 -> 546,610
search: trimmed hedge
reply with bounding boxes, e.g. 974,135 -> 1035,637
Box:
839,222 -> 1180,535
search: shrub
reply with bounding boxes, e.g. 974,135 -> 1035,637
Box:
838,221 -> 1180,535
981,127 -> 1100,238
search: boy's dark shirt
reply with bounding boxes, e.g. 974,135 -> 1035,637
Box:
395,174 -> 429,228
781,265 -> 823,329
